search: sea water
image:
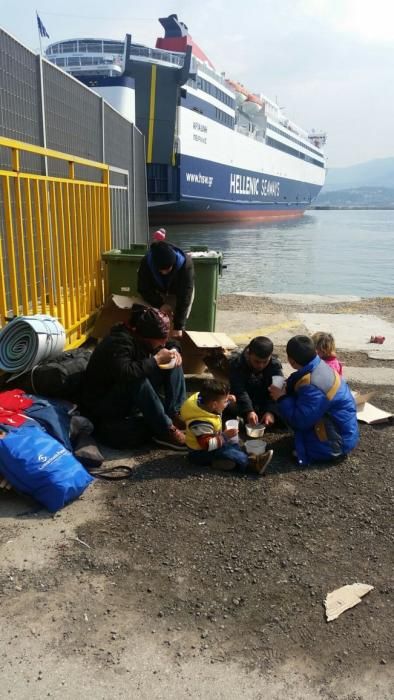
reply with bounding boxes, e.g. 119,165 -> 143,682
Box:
167,210 -> 394,297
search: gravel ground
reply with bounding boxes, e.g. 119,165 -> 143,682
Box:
1,386 -> 392,699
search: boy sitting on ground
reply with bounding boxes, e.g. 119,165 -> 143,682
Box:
269,335 -> 359,466
180,379 -> 273,475
228,336 -> 283,427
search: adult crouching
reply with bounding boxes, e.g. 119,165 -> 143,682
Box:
81,308 -> 187,450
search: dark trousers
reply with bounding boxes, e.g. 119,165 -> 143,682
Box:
139,364 -> 186,434
92,365 -> 186,438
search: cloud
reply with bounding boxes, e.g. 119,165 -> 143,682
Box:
300,0 -> 394,41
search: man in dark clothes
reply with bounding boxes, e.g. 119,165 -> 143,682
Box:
137,241 -> 194,338
81,308 -> 186,450
228,336 -> 283,427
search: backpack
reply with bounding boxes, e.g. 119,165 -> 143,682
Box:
30,349 -> 92,400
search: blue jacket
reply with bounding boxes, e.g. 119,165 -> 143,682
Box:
277,356 -> 359,465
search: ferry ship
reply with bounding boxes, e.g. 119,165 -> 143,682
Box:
46,14 -> 326,223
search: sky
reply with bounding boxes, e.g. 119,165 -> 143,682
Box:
2,0 -> 394,168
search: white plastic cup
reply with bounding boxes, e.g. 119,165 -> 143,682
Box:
225,419 -> 239,444
271,375 -> 285,389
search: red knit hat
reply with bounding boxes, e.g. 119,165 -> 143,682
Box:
152,228 -> 166,242
135,308 -> 170,339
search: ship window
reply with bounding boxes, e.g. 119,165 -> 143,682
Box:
55,58 -> 65,66
266,136 -> 324,167
104,42 -> 123,53
78,41 -> 91,52
267,123 -> 323,158
86,42 -> 102,53
60,41 -> 77,53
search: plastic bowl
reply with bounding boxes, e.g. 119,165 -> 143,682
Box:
244,439 -> 267,456
158,357 -> 176,370
245,423 -> 266,439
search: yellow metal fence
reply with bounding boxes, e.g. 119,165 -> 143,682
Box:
0,136 -> 111,347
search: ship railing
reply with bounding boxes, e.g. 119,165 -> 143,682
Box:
195,61 -> 229,88
128,45 -> 184,67
49,55 -> 123,71
0,136 -> 114,348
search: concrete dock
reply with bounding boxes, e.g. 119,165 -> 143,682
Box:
216,293 -> 394,385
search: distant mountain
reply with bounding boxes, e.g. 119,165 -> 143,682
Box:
323,157 -> 394,192
313,186 -> 394,208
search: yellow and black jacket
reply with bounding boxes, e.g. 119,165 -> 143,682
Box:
180,392 -> 224,451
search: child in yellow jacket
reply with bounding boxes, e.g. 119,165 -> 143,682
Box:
180,379 -> 273,474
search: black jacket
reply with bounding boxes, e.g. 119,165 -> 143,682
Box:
229,350 -> 283,417
81,324 -> 178,420
137,247 -> 194,330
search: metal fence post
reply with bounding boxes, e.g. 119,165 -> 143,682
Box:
36,55 -> 48,176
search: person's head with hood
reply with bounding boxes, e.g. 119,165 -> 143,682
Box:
150,241 -> 177,276
132,307 -> 170,350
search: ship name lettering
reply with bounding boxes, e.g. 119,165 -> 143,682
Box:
229,173 -> 260,196
261,179 -> 280,197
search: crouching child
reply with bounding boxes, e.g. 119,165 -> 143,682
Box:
269,335 -> 359,466
180,379 -> 273,475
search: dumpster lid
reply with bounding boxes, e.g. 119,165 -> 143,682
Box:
189,250 -> 222,258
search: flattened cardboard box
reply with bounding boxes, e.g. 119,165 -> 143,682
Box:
181,331 -> 237,375
91,294 -> 138,339
353,391 -> 392,424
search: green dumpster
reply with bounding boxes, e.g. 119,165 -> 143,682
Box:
102,245 -> 148,296
186,248 -> 223,332
102,245 -> 223,332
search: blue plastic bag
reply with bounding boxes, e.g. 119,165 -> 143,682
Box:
0,423 -> 94,512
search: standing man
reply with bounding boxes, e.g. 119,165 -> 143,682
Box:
137,241 -> 194,337
81,308 -> 187,450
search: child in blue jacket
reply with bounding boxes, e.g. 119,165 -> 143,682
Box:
269,336 -> 359,465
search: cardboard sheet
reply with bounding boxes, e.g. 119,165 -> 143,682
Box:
353,392 -> 392,424
91,295 -> 143,339
325,583 -> 374,622
181,331 -> 236,375
356,402 -> 392,424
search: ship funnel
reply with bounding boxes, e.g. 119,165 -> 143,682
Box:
159,14 -> 189,38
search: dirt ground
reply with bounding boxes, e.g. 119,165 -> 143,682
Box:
1,386 -> 393,698
0,295 -> 393,699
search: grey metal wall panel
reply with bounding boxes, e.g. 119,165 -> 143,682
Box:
0,28 -> 149,250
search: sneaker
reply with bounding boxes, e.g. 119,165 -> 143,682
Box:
248,450 -> 273,476
153,425 -> 187,451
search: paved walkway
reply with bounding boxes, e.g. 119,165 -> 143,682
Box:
216,295 -> 394,385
